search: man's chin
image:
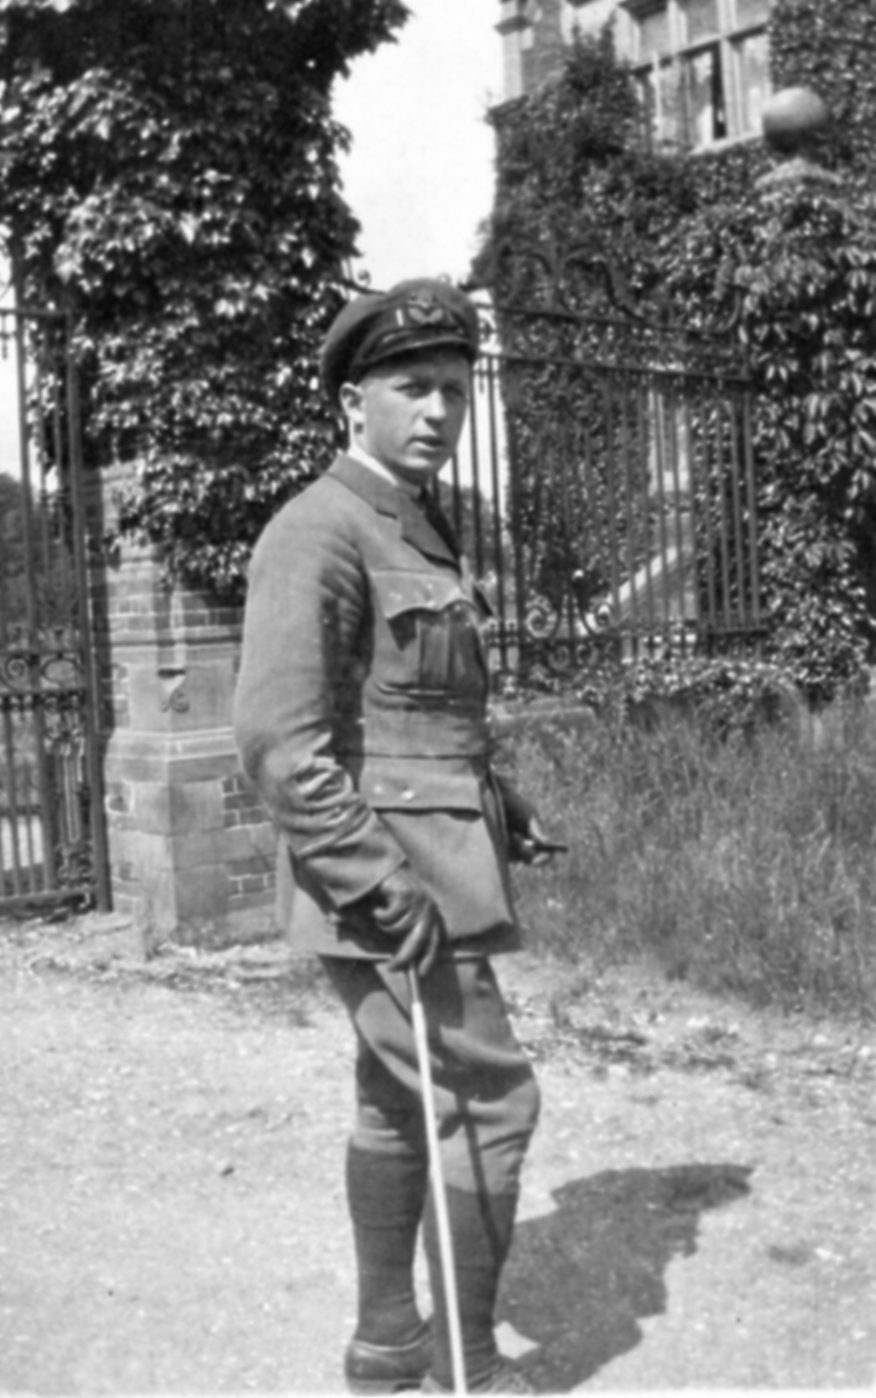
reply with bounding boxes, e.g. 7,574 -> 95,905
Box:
392,454 -> 450,484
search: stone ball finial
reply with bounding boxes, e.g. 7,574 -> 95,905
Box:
762,87 -> 830,155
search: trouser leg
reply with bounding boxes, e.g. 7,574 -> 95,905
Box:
322,955 -> 540,1389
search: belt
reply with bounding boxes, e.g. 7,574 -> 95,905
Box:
340,709 -> 491,758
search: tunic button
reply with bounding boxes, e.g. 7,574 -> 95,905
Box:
401,788 -> 415,802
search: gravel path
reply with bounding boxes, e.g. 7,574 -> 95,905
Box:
1,912 -> 874,1393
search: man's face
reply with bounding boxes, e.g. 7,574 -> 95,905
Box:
340,349 -> 472,487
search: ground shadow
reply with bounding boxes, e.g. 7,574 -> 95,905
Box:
500,1161 -> 753,1392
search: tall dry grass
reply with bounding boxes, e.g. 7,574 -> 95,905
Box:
505,704 -> 876,1018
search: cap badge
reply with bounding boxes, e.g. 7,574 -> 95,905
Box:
402,289 -> 455,328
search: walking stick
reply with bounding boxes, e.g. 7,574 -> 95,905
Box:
407,967 -> 468,1395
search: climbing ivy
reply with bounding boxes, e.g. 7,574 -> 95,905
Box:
478,11 -> 876,705
0,0 -> 409,601
770,0 -> 876,181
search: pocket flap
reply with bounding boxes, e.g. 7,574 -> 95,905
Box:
359,762 -> 483,812
372,569 -> 466,620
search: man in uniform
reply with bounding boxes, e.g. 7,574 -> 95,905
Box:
233,279 -> 560,1394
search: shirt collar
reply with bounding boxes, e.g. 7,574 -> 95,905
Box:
328,453 -> 458,567
347,442 -> 422,498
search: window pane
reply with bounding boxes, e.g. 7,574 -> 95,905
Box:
633,69 -> 660,148
681,44 -> 727,144
637,4 -> 670,60
734,0 -> 770,27
678,0 -> 720,45
733,29 -> 770,135
657,59 -> 687,149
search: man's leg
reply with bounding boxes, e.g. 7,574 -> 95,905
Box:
324,954 -> 540,1393
417,959 -> 540,1390
346,1063 -> 429,1346
322,959 -> 432,1393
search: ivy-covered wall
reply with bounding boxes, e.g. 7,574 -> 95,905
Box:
770,0 -> 876,181
485,0 -> 876,289
0,0 -> 409,602
478,2 -> 876,704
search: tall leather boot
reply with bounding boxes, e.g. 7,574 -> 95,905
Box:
343,1143 -> 432,1393
422,1184 -> 520,1392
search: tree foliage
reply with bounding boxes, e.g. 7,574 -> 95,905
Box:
0,0 -> 409,601
481,27 -> 700,302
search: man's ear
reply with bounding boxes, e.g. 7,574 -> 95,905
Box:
339,381 -> 364,436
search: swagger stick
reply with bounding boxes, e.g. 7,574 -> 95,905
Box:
407,968 -> 467,1395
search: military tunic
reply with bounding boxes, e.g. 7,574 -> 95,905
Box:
233,451 -> 525,960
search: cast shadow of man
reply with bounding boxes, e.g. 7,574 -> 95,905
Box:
499,1160 -> 753,1392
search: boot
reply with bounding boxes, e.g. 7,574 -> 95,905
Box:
345,1320 -> 433,1394
343,1144 -> 430,1390
423,1185 -> 519,1392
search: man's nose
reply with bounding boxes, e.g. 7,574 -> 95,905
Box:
423,389 -> 448,421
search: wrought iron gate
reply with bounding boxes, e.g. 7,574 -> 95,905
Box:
443,241 -> 763,682
0,299 -> 109,913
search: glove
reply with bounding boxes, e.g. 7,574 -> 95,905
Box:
496,776 -> 565,865
370,865 -> 445,977
508,813 -> 566,866
502,788 -> 564,861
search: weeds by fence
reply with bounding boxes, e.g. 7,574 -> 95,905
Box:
503,702 -> 876,1020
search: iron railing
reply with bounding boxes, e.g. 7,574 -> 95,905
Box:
0,299 -> 109,913
441,243 -> 762,681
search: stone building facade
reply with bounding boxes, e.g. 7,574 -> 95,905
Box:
496,0 -> 773,154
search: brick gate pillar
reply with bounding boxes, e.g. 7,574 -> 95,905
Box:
87,464 -> 278,952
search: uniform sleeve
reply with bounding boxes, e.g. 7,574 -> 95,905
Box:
232,496 -> 407,909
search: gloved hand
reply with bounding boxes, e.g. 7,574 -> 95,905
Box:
498,778 -> 566,866
370,865 -> 445,977
508,813 -> 567,866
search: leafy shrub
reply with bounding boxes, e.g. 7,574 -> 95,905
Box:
496,649 -> 798,739
0,0 -> 409,601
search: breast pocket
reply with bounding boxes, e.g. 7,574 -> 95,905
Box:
371,569 -> 487,698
